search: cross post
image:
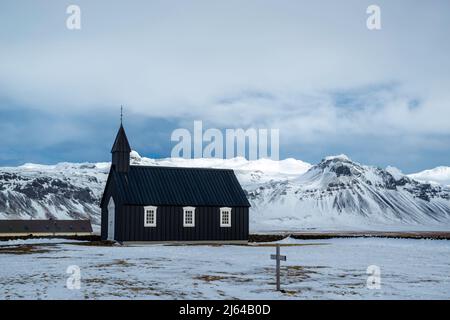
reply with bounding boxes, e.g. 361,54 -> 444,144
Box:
270,244 -> 286,291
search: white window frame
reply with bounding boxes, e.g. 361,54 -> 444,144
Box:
220,207 -> 232,227
183,206 -> 196,227
144,206 -> 157,227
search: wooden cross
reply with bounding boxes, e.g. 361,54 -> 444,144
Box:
270,244 -> 286,291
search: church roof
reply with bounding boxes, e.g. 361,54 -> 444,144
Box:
111,124 -> 131,153
110,165 -> 251,207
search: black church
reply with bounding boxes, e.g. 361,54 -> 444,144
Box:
100,124 -> 250,243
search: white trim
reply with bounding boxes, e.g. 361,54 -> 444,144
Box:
183,206 -> 196,227
144,206 -> 157,227
220,207 -> 232,227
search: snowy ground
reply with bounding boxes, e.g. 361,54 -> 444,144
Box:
0,238 -> 449,299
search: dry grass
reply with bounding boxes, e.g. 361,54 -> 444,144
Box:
94,259 -> 135,268
67,240 -> 116,247
265,265 -> 327,284
194,275 -> 229,282
194,274 -> 253,283
249,243 -> 330,247
0,245 -> 52,255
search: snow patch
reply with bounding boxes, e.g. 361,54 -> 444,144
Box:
386,166 -> 404,180
323,154 -> 351,162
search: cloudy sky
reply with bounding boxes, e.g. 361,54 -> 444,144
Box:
1,0 -> 449,172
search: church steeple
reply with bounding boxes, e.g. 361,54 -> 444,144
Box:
111,111 -> 131,173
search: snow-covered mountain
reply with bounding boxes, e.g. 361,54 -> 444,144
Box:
247,155 -> 450,231
0,151 -> 449,231
0,162 -> 110,224
409,166 -> 450,187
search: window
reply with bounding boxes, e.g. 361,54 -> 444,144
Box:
144,206 -> 157,227
220,207 -> 232,227
183,207 -> 195,227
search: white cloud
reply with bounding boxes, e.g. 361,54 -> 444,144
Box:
0,0 -> 450,147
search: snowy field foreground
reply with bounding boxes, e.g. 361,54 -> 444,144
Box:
0,238 -> 449,299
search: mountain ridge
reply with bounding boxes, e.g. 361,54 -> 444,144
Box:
1,151 -> 449,231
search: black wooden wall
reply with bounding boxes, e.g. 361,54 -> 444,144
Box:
118,205 -> 249,242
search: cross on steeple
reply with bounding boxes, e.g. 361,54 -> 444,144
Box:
120,105 -> 123,125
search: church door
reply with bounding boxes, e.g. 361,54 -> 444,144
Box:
107,197 -> 115,241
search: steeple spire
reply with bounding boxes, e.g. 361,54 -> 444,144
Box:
111,107 -> 131,173
111,124 -> 131,153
